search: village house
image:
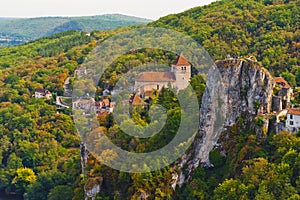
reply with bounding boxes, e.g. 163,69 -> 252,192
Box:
134,54 -> 191,97
73,98 -> 95,112
272,77 -> 293,112
35,88 -> 52,99
129,94 -> 147,107
94,99 -> 115,116
73,98 -> 115,116
286,108 -> 300,133
103,89 -> 110,97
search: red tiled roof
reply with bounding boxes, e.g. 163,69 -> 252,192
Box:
136,72 -> 175,82
274,77 -> 291,89
173,54 -> 190,66
288,108 -> 300,115
131,94 -> 145,106
103,99 -> 110,105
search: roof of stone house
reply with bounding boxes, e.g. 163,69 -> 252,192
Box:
103,99 -> 110,105
173,54 -> 190,66
131,94 -> 145,106
274,77 -> 291,89
35,88 -> 52,95
287,108 -> 300,115
276,109 -> 288,115
135,72 -> 176,82
35,88 -> 44,93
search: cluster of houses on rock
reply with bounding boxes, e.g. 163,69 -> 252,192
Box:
34,54 -> 300,133
35,89 -> 115,118
273,77 -> 300,133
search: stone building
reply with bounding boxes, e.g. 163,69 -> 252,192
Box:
73,98 -> 95,112
35,88 -> 52,99
272,77 -> 293,112
286,108 -> 300,133
134,54 -> 191,97
73,98 -> 115,116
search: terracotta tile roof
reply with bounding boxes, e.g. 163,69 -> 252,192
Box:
132,94 -> 143,105
136,72 -> 175,82
173,54 -> 190,66
131,94 -> 145,106
288,108 -> 300,115
103,99 -> 110,106
274,77 -> 291,89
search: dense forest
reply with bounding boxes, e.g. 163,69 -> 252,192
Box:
0,14 -> 151,48
152,0 -> 300,80
0,0 -> 299,199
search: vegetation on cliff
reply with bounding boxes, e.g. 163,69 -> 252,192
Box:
0,0 -> 299,199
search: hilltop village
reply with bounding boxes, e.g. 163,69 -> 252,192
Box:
34,54 -> 300,133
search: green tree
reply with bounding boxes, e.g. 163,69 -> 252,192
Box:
12,168 -> 36,194
280,71 -> 296,87
7,153 -> 23,170
214,179 -> 248,200
48,185 -> 74,200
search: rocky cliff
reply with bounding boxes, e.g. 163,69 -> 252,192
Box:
175,58 -> 275,186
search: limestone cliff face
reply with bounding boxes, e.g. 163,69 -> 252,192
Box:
176,58 -> 275,186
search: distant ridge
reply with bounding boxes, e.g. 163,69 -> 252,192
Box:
0,14 -> 152,47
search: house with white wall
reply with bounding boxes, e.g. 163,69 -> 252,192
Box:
286,108 -> 300,133
35,88 -> 52,99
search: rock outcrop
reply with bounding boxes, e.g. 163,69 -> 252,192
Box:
84,177 -> 103,200
81,143 -> 103,199
80,143 -> 90,175
176,58 -> 275,186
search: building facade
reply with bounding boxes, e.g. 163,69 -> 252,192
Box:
286,108 -> 300,133
272,77 -> 293,112
35,88 -> 52,99
134,54 -> 191,97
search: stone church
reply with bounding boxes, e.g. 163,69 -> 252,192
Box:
134,54 -> 191,97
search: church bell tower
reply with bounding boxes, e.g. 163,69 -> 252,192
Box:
171,53 -> 191,90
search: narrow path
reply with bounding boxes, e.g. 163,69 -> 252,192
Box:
56,96 -> 71,109
63,77 -> 72,97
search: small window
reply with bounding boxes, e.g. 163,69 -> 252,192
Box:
290,115 -> 293,119
290,121 -> 294,126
